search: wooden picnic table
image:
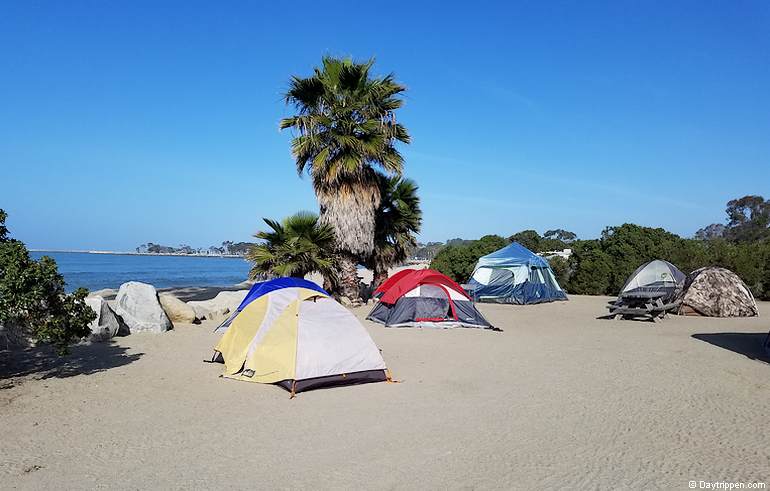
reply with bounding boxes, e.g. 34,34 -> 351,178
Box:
605,288 -> 680,322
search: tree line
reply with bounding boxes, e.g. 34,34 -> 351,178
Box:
431,195 -> 770,300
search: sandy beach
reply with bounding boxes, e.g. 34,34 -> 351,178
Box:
1,295 -> 768,489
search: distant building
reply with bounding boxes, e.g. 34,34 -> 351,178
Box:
539,248 -> 572,260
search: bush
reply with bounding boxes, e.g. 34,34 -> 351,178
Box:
545,255 -> 570,290
565,241 -> 613,295
562,223 -> 770,300
0,210 -> 95,354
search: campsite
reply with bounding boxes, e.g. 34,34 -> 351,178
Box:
3,2 -> 770,489
2,294 -> 769,488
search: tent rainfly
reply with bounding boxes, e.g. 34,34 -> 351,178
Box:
367,269 -> 494,329
466,242 -> 567,304
211,278 -> 389,395
619,259 -> 686,303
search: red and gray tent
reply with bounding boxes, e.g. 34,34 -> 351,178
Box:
367,269 -> 494,329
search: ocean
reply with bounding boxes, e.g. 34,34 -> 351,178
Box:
30,251 -> 252,293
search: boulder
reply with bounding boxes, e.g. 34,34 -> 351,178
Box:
187,301 -> 229,323
114,282 -> 172,333
213,290 -> 249,311
186,290 -> 248,323
159,293 -> 197,324
88,288 -> 118,300
85,296 -> 121,341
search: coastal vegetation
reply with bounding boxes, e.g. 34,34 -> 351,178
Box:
280,56 -> 413,303
245,212 -> 337,281
0,209 -> 95,354
429,195 -> 770,300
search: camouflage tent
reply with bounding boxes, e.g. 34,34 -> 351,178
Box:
677,267 -> 758,317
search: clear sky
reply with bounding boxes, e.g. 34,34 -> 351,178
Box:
2,1 -> 769,250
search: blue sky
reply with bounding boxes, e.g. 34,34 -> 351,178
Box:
1,1 -> 769,250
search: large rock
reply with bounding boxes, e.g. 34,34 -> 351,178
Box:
114,282 -> 172,333
88,288 -> 118,300
159,293 -> 197,324
85,296 -> 121,341
213,290 -> 249,311
187,290 -> 248,323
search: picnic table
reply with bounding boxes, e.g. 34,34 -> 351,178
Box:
605,288 -> 680,322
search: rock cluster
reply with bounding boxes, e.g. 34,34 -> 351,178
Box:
84,282 -> 250,341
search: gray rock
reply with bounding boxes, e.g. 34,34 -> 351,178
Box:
85,296 -> 121,341
114,282 -> 172,333
88,288 -> 118,300
159,293 -> 197,324
187,290 -> 248,323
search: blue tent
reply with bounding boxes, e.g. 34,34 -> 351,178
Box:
465,242 -> 568,304
215,278 -> 328,331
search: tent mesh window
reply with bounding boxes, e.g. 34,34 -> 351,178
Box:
413,284 -> 453,321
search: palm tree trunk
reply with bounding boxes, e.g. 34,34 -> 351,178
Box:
338,253 -> 361,304
372,267 -> 389,289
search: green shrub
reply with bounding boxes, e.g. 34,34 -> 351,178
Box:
0,210 -> 95,354
545,255 -> 570,290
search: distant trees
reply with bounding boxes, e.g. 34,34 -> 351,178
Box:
507,230 -> 541,251
427,196 -> 770,302
724,195 -> 770,243
0,209 -> 95,354
694,223 -> 726,240
135,241 -> 256,256
430,235 -> 508,283
563,218 -> 770,300
412,242 -> 445,260
544,229 -> 577,243
508,229 -> 577,253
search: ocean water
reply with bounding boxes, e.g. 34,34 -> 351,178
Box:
30,252 -> 252,292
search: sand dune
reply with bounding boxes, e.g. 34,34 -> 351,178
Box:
1,295 -> 768,489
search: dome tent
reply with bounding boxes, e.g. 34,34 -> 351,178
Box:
211,278 -> 389,395
367,269 -> 493,329
215,277 -> 328,333
466,242 -> 567,304
677,267 -> 758,318
619,259 -> 686,303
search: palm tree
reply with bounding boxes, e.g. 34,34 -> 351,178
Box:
280,56 -> 410,303
368,176 -> 422,288
246,211 -> 338,282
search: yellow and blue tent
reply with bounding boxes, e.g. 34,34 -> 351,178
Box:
211,278 -> 389,395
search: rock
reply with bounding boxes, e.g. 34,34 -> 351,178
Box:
88,288 -> 118,300
159,293 -> 197,324
187,301 -> 229,323
213,290 -> 249,311
84,296 -> 121,341
186,302 -> 213,322
187,290 -> 248,323
114,282 -> 172,333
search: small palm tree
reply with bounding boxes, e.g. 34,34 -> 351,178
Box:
246,212 -> 338,282
280,56 -> 410,303
368,176 -> 422,288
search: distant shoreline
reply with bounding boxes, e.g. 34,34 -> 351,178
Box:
29,249 -> 246,259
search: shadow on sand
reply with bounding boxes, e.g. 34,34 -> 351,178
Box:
0,342 -> 143,383
692,332 -> 770,364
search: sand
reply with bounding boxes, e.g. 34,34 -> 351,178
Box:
1,295 -> 769,489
